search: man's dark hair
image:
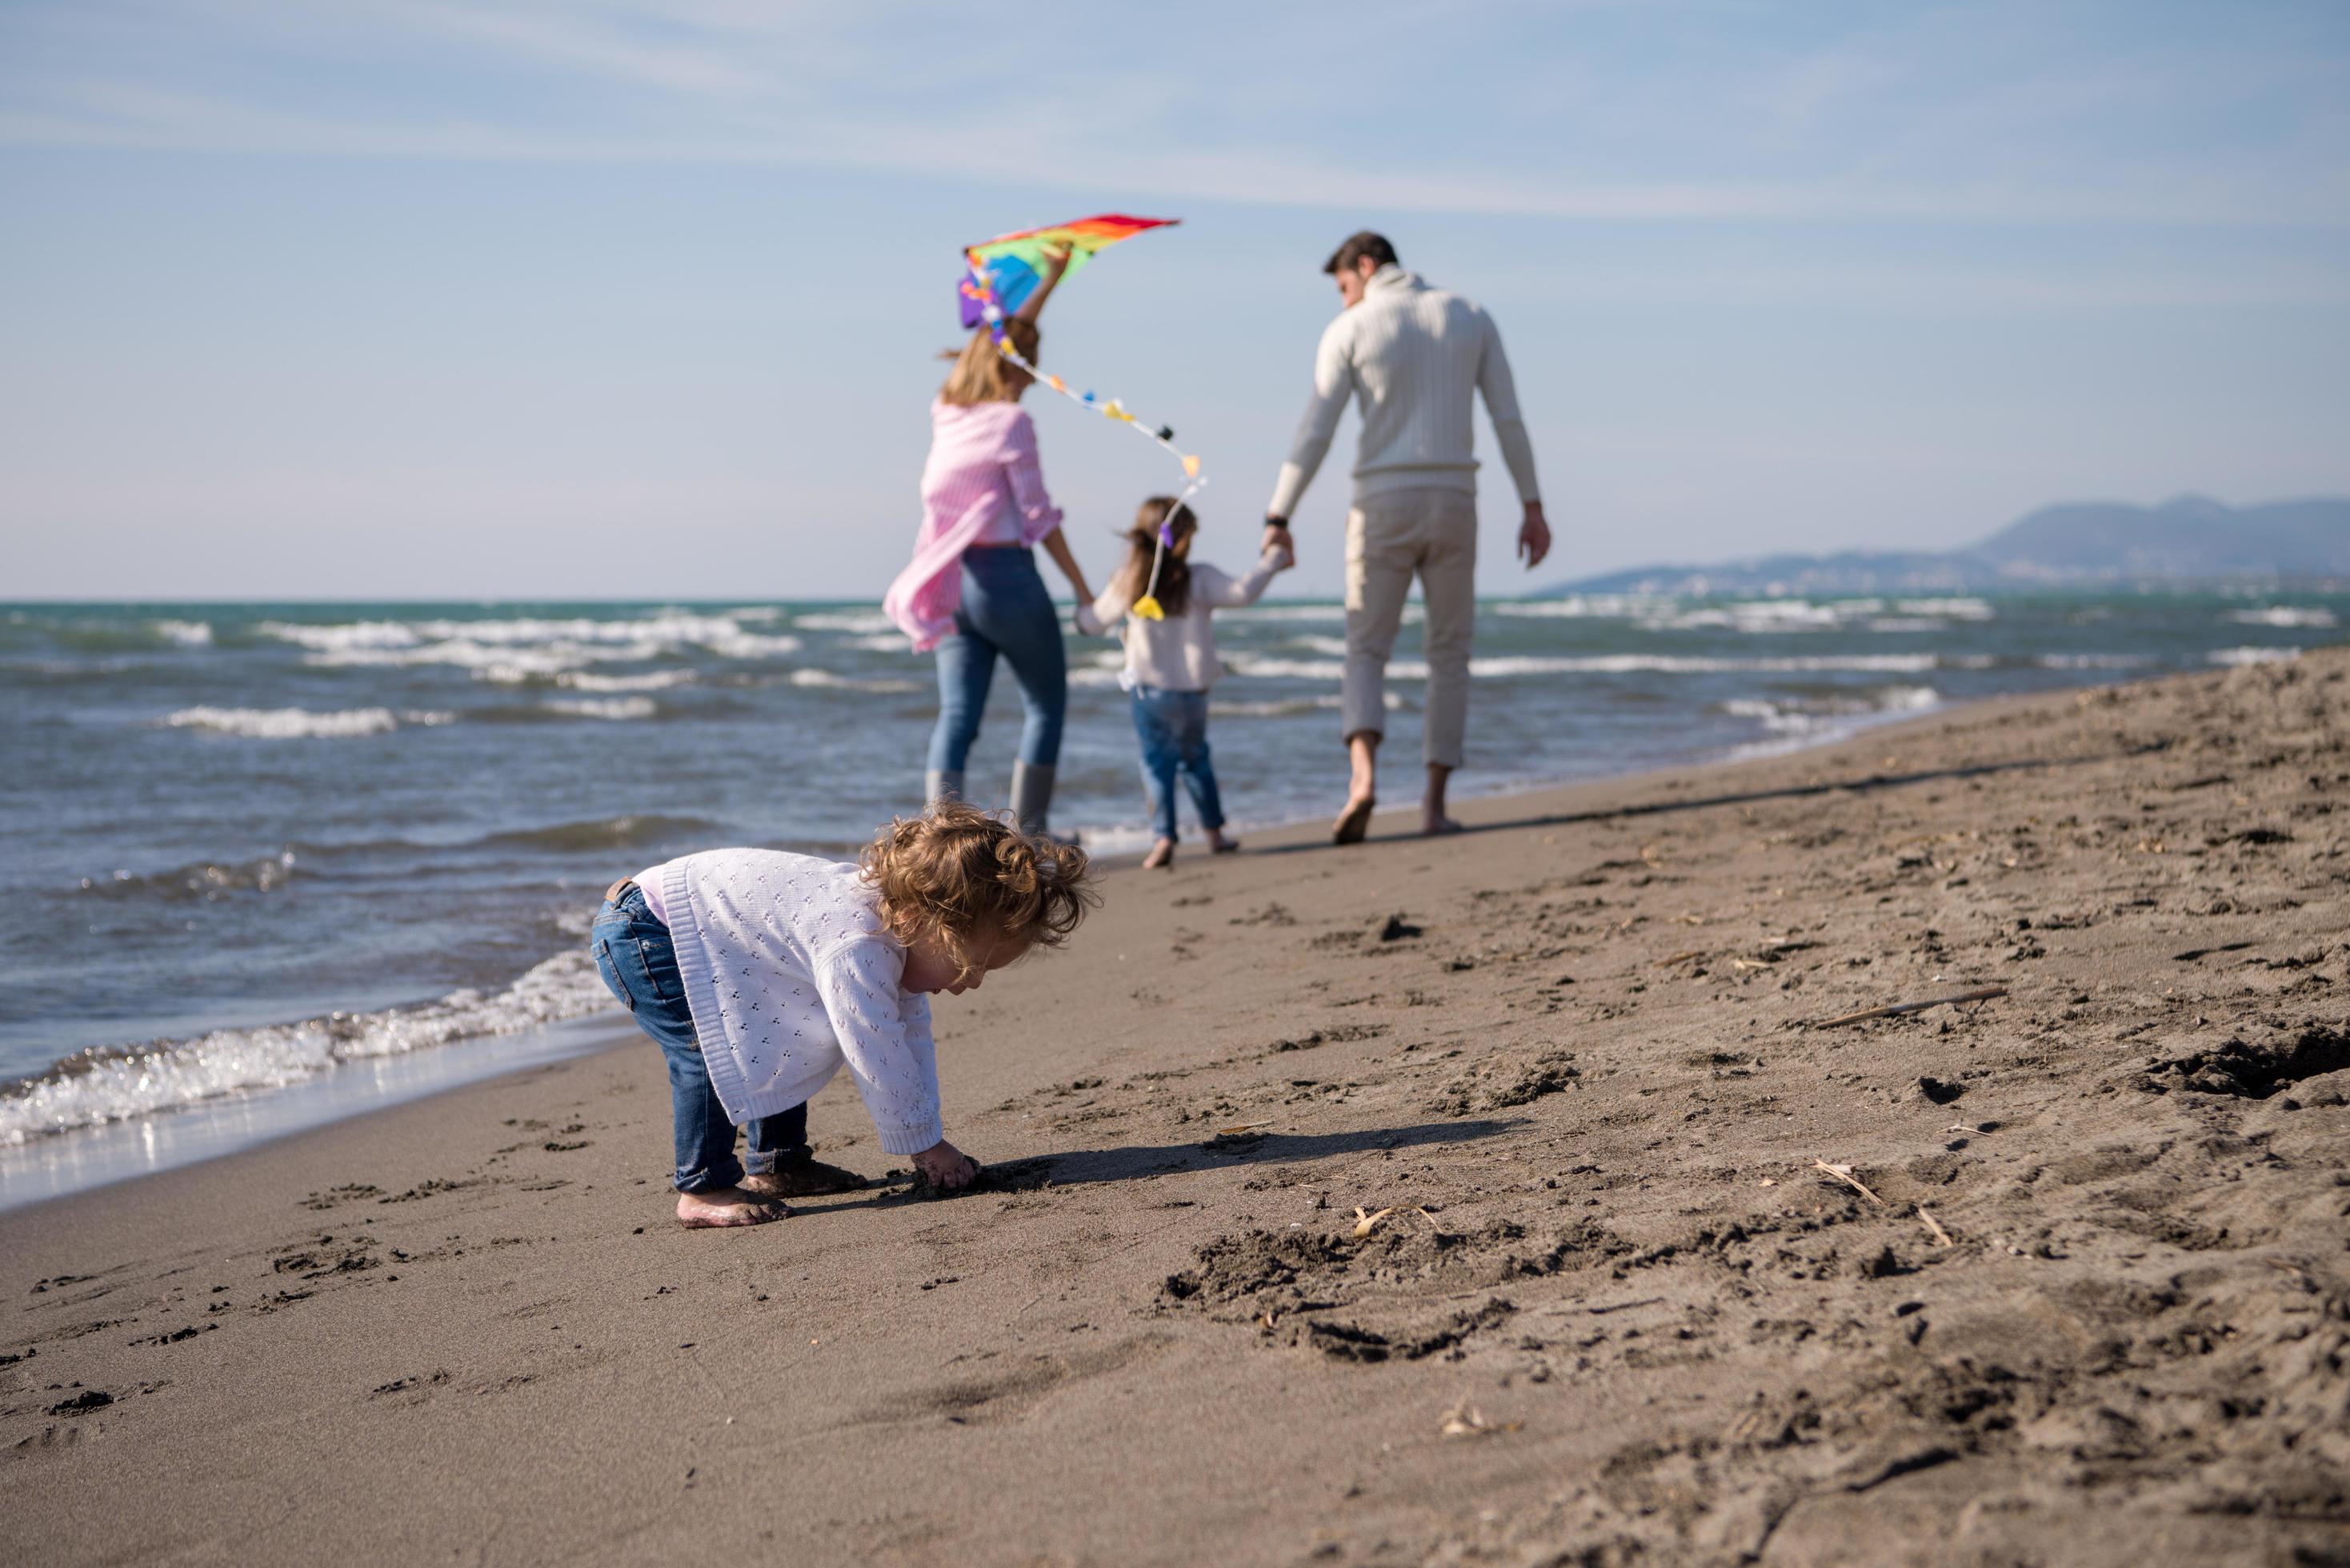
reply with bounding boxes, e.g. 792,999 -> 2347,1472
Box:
1323,230 -> 1398,276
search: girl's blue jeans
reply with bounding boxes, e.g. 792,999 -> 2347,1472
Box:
590,883 -> 808,1193
927,546 -> 1068,774
1131,685 -> 1223,842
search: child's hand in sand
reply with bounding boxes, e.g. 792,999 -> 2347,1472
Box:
912,1138 -> 981,1191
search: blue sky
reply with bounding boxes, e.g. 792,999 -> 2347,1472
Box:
3,1 -> 2346,598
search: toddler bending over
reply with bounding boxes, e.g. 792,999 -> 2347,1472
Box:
591,802 -> 1094,1227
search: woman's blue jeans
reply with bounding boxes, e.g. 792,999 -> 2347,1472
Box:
590,884 -> 808,1193
1131,685 -> 1223,842
927,546 -> 1067,774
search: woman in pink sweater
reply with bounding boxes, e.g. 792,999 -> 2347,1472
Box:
884,249 -> 1094,838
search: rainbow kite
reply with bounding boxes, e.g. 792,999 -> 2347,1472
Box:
959,213 -> 1200,621
958,214 -> 1177,328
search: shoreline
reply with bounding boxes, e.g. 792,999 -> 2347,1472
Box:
0,682 -> 2012,1214
6,650 -> 2345,1566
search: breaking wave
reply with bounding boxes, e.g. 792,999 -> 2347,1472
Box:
0,950 -> 617,1145
162,706 -> 453,739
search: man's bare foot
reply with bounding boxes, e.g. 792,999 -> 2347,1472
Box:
742,1159 -> 867,1199
675,1186 -> 791,1228
1422,814 -> 1463,837
1206,829 -> 1239,854
1333,794 -> 1376,845
1142,838 -> 1175,870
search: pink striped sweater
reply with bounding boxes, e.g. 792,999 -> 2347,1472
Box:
883,398 -> 1064,651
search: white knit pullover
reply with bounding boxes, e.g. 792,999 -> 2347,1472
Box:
1074,547 -> 1284,691
650,849 -> 943,1156
1267,265 -> 1540,520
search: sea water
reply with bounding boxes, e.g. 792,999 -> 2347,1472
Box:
2,591 -> 2339,1204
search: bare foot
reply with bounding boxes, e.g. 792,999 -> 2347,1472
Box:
1142,838 -> 1175,870
1332,794 -> 1375,845
742,1159 -> 867,1198
1207,830 -> 1240,854
675,1186 -> 791,1228
1421,814 -> 1463,837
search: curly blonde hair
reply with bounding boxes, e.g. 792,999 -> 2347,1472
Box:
860,801 -> 1095,978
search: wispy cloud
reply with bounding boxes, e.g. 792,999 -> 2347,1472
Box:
5,0 -> 2346,226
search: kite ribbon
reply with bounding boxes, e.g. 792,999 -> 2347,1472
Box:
965,245 -> 1205,622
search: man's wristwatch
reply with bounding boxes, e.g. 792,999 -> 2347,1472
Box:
1264,515 -> 1291,530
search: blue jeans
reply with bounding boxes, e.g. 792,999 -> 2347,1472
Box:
1131,686 -> 1223,842
590,884 -> 808,1193
927,546 -> 1067,774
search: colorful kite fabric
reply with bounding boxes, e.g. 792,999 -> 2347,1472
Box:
959,212 -> 1198,620
958,213 -> 1177,328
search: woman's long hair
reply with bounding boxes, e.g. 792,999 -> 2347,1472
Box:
1111,497 -> 1197,618
939,320 -> 1040,406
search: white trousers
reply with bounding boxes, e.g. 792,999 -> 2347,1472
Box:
1343,487 -> 1478,770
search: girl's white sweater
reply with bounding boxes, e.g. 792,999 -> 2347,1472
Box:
645,849 -> 942,1156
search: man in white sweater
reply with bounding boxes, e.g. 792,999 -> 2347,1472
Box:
1262,231 -> 1551,842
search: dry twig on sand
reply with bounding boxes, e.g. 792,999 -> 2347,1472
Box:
1812,1159 -> 1886,1206
1918,1206 -> 1955,1247
1657,949 -> 1707,968
1809,986 -> 2008,1028
1351,1206 -> 1398,1239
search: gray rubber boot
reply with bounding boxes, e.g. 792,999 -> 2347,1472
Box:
1008,761 -> 1055,838
925,770 -> 965,808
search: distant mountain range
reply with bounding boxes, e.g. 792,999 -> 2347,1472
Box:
1550,496 -> 2350,596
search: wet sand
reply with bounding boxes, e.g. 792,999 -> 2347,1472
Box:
5,650 -> 2346,1566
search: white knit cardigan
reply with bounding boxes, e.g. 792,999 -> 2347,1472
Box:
650,849 -> 943,1156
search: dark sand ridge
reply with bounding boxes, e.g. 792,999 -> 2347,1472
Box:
5,651 -> 2345,1566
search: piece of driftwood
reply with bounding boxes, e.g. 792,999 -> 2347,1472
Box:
1657,949 -> 1707,968
1809,986 -> 2008,1029
1918,1206 -> 1954,1247
1812,1159 -> 1886,1206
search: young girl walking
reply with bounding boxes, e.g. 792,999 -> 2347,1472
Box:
590,803 -> 1094,1227
1076,498 -> 1291,870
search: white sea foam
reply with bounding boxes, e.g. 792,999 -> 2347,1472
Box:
2228,606 -> 2336,630
162,706 -> 451,739
151,619 -> 214,646
544,696 -> 659,721
1654,600 -> 1852,633
1227,651 -> 1953,682
1285,634 -> 1352,656
558,669 -> 697,692
1221,603 -> 1425,626
2036,653 -> 2151,670
850,634 -> 914,653
787,669 -> 923,694
1208,692 -> 1402,718
1719,684 -> 1941,736
259,613 -> 800,677
795,610 -> 899,634
1491,595 -> 1666,619
2208,645 -> 2302,667
0,950 -> 616,1146
1898,598 -> 1995,621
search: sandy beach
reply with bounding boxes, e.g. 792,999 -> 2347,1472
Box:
5,650 -> 2344,1566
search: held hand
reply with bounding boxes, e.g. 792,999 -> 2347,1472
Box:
1261,518 -> 1292,558
1015,246 -> 1074,324
913,1138 -> 981,1192
1517,502 -> 1552,570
